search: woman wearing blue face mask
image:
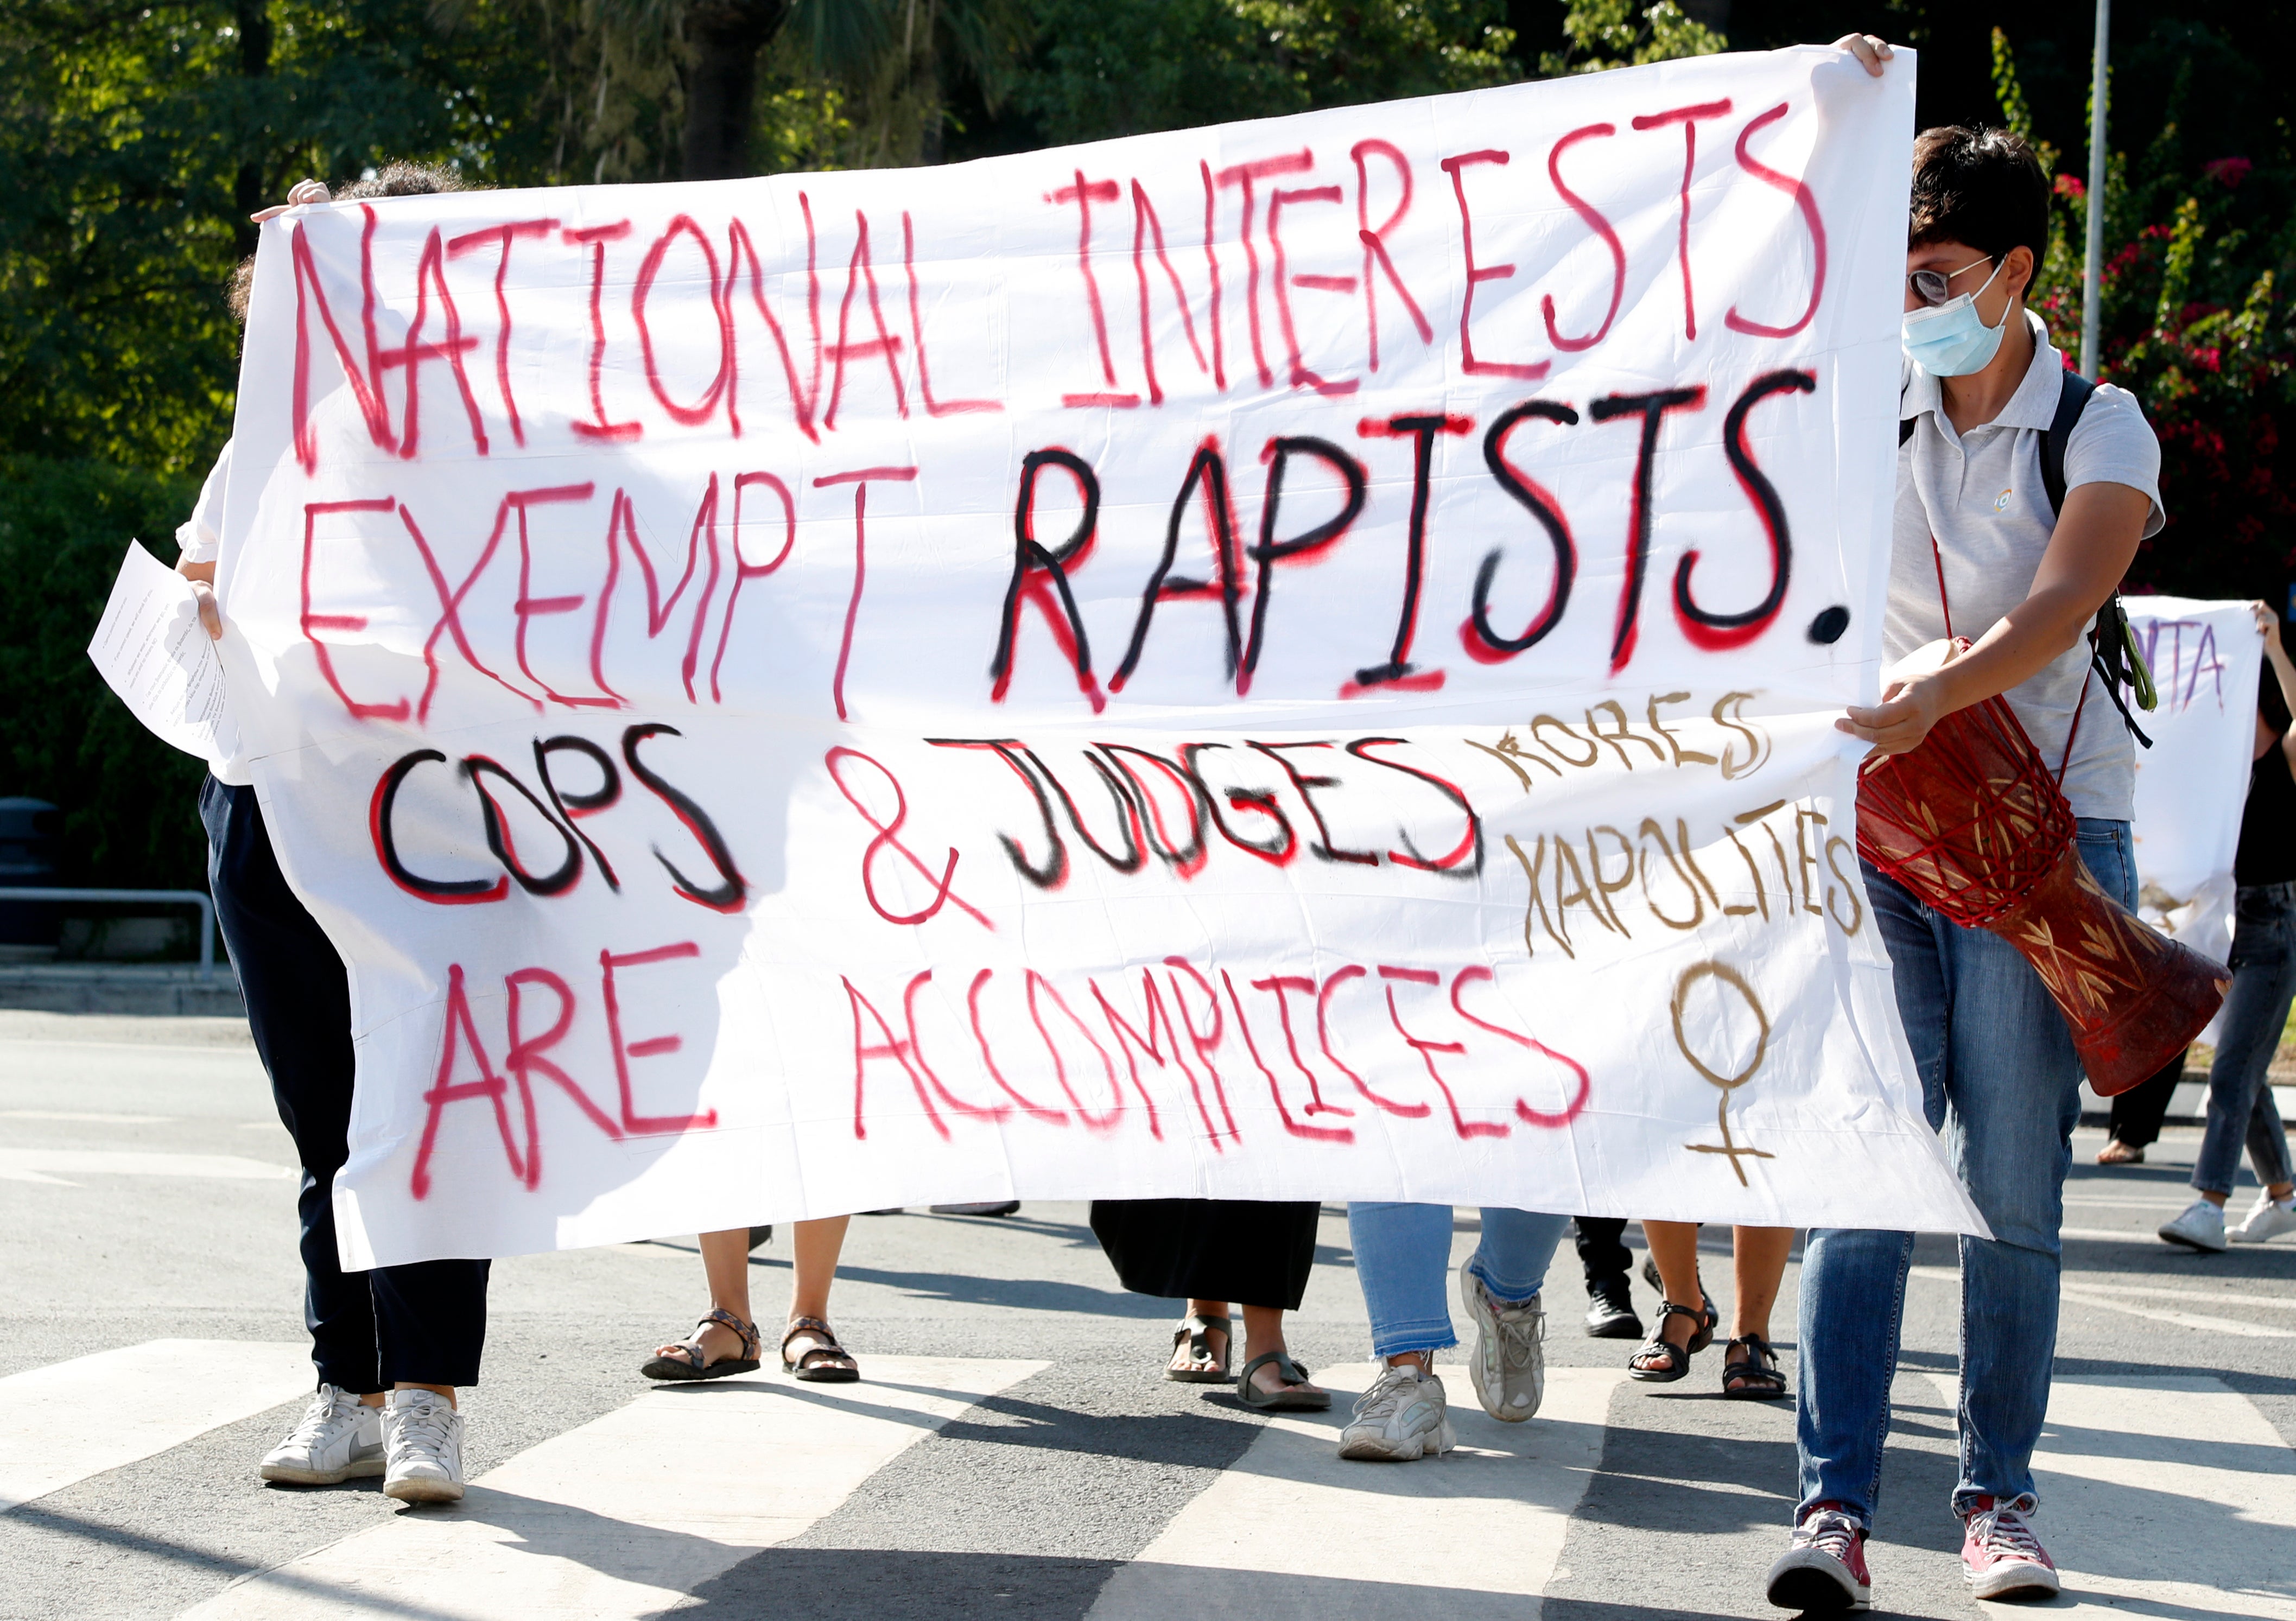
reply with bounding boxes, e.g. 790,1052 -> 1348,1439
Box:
1766,38 -> 2169,1618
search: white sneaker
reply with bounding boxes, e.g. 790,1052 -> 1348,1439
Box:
381,1389 -> 466,1503
1337,1364 -> 1455,1461
1459,1269 -> 1546,1421
2158,1199 -> 2228,1253
259,1384 -> 384,1484
2230,1193 -> 2296,1244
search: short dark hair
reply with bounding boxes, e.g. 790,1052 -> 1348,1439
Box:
228,161 -> 467,322
1908,125 -> 2048,274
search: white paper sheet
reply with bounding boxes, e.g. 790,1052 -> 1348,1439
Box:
85,542 -> 236,764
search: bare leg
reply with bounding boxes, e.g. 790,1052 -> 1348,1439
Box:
1634,1220 -> 1704,1366
783,1217 -> 857,1375
1239,1303 -> 1323,1398
652,1228 -> 757,1368
1718,1225 -> 1795,1395
1730,1226 -> 1794,1342
790,1216 -> 849,1323
1172,1299 -> 1231,1374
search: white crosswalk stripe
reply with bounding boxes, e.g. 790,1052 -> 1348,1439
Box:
0,1148 -> 293,1186
1088,1365 -> 1622,1620
9,1338 -> 2295,1617
179,1357 -> 1045,1620
1929,1374 -> 2296,1619
0,1339 -> 313,1512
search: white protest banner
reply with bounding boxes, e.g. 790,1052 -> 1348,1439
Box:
2127,597 -> 2262,971
209,44 -> 1982,1267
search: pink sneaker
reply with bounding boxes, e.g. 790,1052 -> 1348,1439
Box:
1765,1504 -> 1872,1612
1960,1496 -> 2060,1601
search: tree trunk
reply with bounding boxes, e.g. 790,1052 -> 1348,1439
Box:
231,0 -> 272,258
912,0 -> 943,167
682,1 -> 791,181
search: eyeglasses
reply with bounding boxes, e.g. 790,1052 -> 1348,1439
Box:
1907,256 -> 1995,307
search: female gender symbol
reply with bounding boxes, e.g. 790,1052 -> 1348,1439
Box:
1671,959 -> 1776,1187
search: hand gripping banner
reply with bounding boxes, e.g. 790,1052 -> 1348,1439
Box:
212,44 -> 1982,1266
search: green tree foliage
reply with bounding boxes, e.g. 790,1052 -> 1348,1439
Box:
1008,0 -> 1517,145
1538,0 -> 1724,77
0,2 -> 560,477
0,1 -> 557,889
0,461 -> 203,888
1990,31 -> 2296,604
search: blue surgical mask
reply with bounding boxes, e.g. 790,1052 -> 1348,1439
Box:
1901,258 -> 2010,377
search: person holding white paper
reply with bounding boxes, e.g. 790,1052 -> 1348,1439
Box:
2157,601 -> 2296,1250
186,165 -> 493,1506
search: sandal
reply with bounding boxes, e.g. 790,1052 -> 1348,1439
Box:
2096,1139 -> 2146,1166
640,1306 -> 762,1382
1627,1300 -> 1708,1383
1721,1334 -> 1788,1400
1166,1312 -> 1232,1384
782,1316 -> 860,1383
1639,1260 -> 1717,1350
1234,1350 -> 1331,1411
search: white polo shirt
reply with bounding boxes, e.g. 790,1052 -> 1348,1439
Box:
1887,312 -> 2166,821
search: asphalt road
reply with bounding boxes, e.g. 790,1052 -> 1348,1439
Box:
3,1007 -> 2293,1619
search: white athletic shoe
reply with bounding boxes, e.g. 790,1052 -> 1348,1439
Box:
2158,1199 -> 2228,1253
2230,1193 -> 2296,1244
259,1384 -> 385,1484
1459,1269 -> 1546,1422
1337,1364 -> 1455,1461
381,1389 -> 466,1504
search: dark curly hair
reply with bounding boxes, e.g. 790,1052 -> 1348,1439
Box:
1908,125 -> 2050,276
228,161 -> 467,322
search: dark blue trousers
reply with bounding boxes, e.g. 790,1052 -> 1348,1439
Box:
202,775 -> 489,1390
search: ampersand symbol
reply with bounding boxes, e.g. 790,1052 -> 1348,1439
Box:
825,747 -> 993,930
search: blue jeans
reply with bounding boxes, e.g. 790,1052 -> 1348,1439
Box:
1349,1204 -> 1569,1358
2194,882 -> 2296,1195
1797,818 -> 2134,1527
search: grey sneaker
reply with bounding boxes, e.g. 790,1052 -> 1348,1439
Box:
1337,1365 -> 1455,1461
260,1384 -> 384,1484
381,1389 -> 466,1504
1460,1268 -> 1546,1421
2230,1193 -> 2296,1244
2158,1199 -> 2228,1253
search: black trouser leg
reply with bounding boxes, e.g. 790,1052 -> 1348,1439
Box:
1574,1216 -> 1632,1290
202,775 -> 489,1391
2107,1047 -> 2186,1150
371,1261 -> 491,1387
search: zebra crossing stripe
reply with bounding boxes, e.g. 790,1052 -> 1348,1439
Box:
0,1339 -> 312,1512
1926,1374 -> 2296,1619
180,1356 -> 1045,1620
1087,1365 -> 1626,1618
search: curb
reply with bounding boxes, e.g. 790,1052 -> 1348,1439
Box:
0,965 -> 245,1018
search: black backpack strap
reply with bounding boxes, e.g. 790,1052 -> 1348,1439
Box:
2039,368 -> 2097,517
2039,368 -> 2154,748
